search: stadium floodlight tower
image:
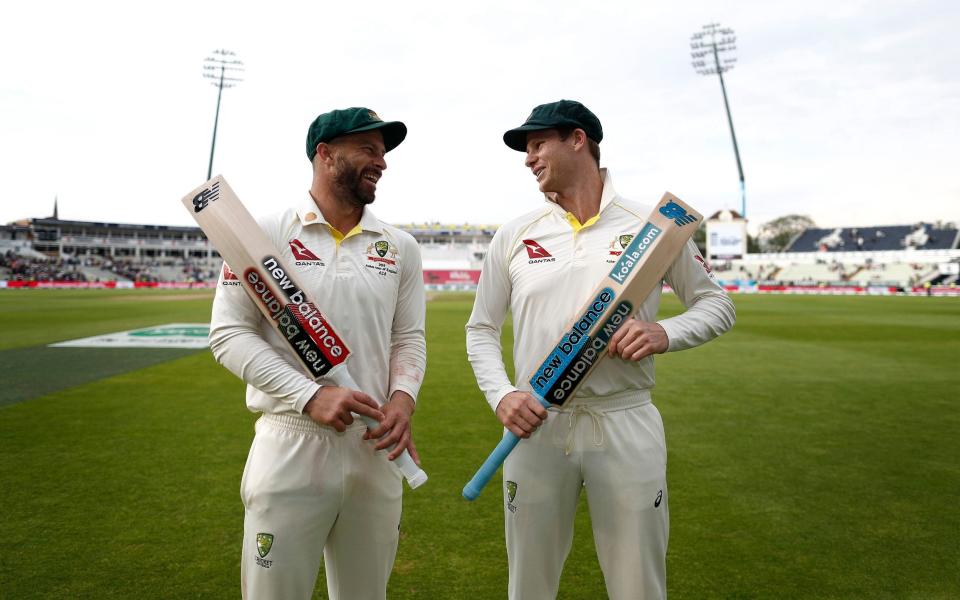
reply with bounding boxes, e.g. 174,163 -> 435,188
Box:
203,49 -> 244,180
690,23 -> 746,218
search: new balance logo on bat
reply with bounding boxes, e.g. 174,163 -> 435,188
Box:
261,256 -> 347,363
530,299 -> 634,403
192,181 -> 221,213
659,201 -> 697,226
531,288 -> 616,389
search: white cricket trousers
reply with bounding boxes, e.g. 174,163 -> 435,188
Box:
240,413 -> 402,600
503,392 -> 669,600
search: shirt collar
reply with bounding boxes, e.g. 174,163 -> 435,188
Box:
542,167 -> 619,217
598,168 -> 618,212
296,193 -> 384,235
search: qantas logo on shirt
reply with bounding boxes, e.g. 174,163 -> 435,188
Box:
289,239 -> 325,267
522,239 -> 556,264
221,263 -> 241,286
694,254 -> 718,281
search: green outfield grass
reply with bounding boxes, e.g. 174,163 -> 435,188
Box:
0,290 -> 958,598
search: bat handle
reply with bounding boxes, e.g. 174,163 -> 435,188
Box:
462,394 -> 551,501
328,366 -> 428,490
462,431 -> 520,501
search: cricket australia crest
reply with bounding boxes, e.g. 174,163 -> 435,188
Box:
255,533 -> 275,568
506,481 -> 519,513
365,239 -> 400,276
607,233 -> 635,263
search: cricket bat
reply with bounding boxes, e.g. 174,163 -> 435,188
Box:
182,175 -> 427,489
462,192 -> 701,500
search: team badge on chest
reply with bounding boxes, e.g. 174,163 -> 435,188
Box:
606,233 -> 634,263
365,239 -> 399,276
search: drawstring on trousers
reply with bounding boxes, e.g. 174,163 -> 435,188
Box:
563,404 -> 605,455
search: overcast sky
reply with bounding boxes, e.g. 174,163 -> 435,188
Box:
2,0 -> 957,234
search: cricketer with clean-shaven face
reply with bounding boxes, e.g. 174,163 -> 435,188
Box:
465,100 -> 736,599
208,107 -> 426,600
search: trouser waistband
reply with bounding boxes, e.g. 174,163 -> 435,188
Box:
551,389 -> 651,413
258,412 -> 367,436
548,390 -> 652,454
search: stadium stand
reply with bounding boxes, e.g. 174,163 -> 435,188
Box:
845,262 -> 935,287
1,252 -> 87,282
396,222 -> 499,240
3,215 -> 958,294
724,252 -> 954,288
773,262 -> 846,284
787,223 -> 959,253
714,262 -> 780,282
80,261 -> 127,282
420,243 -> 486,269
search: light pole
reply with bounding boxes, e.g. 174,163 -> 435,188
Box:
203,49 -> 244,180
691,24 -> 746,217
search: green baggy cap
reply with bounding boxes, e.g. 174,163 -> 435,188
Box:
503,100 -> 603,152
306,107 -> 407,160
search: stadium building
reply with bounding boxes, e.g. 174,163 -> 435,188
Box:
716,219 -> 960,294
2,213 -> 958,295
0,215 -> 491,290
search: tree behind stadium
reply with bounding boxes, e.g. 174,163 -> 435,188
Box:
758,215 -> 815,252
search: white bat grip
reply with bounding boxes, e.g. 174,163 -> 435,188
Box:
328,365 -> 428,489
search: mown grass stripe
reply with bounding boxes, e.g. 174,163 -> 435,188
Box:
0,291 -> 957,598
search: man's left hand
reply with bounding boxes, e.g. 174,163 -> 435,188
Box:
364,390 -> 420,463
607,318 -> 668,361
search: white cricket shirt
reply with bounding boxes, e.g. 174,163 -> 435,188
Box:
209,194 -> 427,416
466,169 -> 735,411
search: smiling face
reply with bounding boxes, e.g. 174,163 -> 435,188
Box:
523,129 -> 577,195
327,130 -> 387,207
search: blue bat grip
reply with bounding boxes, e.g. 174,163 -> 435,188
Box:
462,395 -> 552,501
462,432 -> 521,500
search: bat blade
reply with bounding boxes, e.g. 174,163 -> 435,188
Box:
183,175 -> 427,489
463,192 -> 701,500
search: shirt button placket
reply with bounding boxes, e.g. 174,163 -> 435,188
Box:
573,234 -> 586,265
337,238 -> 354,278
